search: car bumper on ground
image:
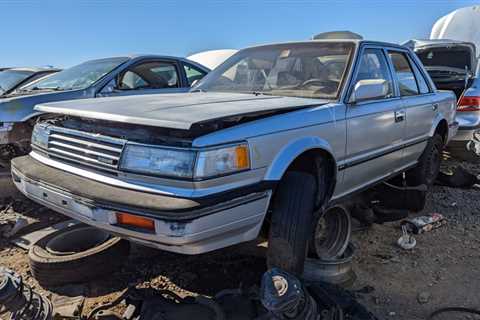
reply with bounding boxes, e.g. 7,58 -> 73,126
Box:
11,155 -> 272,254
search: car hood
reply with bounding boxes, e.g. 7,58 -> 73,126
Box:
0,89 -> 86,122
35,92 -> 329,130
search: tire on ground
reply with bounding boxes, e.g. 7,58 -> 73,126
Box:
29,224 -> 130,287
406,134 -> 443,186
267,171 -> 317,276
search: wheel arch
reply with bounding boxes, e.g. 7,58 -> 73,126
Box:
264,137 -> 338,209
430,116 -> 449,144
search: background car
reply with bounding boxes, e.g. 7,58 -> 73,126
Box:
406,39 -> 479,159
0,55 -> 210,168
0,67 -> 60,98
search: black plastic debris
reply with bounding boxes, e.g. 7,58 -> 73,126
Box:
0,267 -> 53,320
436,166 -> 479,188
86,268 -> 378,320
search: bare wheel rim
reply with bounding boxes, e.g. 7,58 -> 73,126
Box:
313,206 -> 351,259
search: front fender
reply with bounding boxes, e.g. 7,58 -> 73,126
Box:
264,136 -> 335,181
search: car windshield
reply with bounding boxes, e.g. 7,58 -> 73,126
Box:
195,42 -> 354,99
23,57 -> 128,91
0,70 -> 34,95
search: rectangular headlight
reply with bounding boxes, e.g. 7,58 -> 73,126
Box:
194,143 -> 250,179
120,144 -> 196,178
31,124 -> 49,149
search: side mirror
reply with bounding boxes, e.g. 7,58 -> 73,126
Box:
191,79 -> 199,87
100,79 -> 117,94
350,79 -> 389,103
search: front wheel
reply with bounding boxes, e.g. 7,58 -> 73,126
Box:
406,134 -> 443,186
267,171 -> 317,276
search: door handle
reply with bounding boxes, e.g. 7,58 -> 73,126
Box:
395,110 -> 405,123
432,103 -> 439,111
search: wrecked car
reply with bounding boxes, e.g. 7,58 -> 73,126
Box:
0,67 -> 59,98
0,55 -> 210,168
406,39 -> 479,152
12,39 -> 457,275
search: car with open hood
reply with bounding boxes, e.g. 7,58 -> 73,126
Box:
405,39 -> 480,155
11,39 -> 457,275
0,55 -> 210,168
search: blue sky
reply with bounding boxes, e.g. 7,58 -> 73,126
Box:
1,0 -> 478,68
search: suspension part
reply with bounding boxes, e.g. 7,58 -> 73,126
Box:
0,267 -> 53,320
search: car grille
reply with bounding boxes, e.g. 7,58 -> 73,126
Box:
46,127 -> 126,172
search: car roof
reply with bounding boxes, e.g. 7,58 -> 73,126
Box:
6,67 -> 61,73
243,39 -> 408,51
123,54 -> 211,71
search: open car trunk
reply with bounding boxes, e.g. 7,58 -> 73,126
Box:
411,41 -> 477,99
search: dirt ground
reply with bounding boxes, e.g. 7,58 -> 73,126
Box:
1,157 -> 479,320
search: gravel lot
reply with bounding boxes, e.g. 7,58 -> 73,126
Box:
0,157 -> 479,319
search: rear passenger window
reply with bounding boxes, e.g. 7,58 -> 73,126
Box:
388,51 -> 419,96
352,48 -> 394,100
409,59 -> 431,94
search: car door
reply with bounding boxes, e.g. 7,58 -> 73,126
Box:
97,60 -> 189,97
387,50 -> 435,166
340,47 -> 406,196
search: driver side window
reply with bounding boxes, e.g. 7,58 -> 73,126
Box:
352,48 -> 394,101
117,61 -> 179,90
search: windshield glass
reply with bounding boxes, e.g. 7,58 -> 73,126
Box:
23,57 -> 128,91
0,70 -> 34,95
195,42 -> 354,99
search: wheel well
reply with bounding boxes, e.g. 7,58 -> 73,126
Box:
435,119 -> 448,144
260,149 -> 336,238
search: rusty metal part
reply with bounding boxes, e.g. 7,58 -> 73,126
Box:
0,267 -> 53,320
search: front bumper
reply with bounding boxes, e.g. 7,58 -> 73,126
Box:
11,155 -> 272,254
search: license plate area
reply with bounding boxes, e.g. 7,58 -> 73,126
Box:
26,183 -> 94,219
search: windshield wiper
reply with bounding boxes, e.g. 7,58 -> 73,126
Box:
251,91 -> 273,96
18,86 -> 63,93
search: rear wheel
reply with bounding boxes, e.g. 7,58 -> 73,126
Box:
267,171 -> 317,276
406,134 -> 443,186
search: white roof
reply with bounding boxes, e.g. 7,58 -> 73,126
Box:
187,49 -> 238,70
431,5 -> 480,53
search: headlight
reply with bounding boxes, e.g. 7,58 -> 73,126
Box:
121,144 -> 196,178
31,125 -> 49,149
120,143 -> 250,179
195,143 -> 250,179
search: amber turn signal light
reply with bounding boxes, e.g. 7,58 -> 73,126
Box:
116,212 -> 155,231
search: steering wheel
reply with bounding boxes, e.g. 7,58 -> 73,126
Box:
300,78 -> 338,88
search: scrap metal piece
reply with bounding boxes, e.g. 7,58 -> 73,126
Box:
303,243 -> 357,287
0,267 -> 53,320
397,225 -> 417,250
